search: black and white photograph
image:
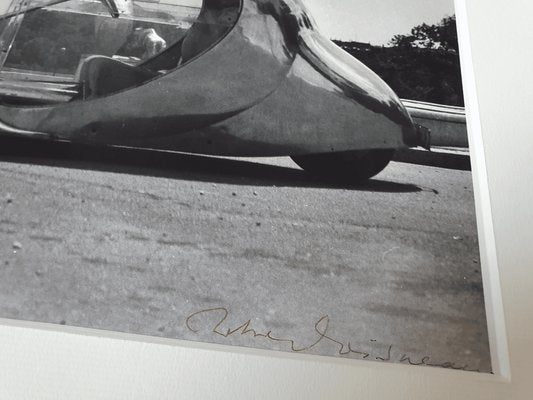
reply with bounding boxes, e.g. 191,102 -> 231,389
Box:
0,0 -> 491,373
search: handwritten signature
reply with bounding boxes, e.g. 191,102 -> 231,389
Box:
186,307 -> 485,373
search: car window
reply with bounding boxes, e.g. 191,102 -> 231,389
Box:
0,0 -> 241,103
2,0 -> 203,75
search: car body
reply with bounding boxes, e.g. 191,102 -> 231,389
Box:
0,0 -> 431,182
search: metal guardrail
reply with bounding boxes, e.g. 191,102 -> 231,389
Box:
402,99 -> 468,148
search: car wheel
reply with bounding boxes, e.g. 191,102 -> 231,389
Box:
291,149 -> 395,183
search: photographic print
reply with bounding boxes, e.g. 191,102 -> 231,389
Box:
0,0 -> 491,372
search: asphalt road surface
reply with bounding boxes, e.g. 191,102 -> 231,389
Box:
0,138 -> 490,372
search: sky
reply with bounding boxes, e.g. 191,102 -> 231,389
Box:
304,0 -> 456,45
0,0 -> 455,45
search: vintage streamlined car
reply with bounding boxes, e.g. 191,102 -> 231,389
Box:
0,0 -> 431,182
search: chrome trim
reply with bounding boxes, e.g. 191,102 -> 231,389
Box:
0,79 -> 79,103
0,119 -> 50,138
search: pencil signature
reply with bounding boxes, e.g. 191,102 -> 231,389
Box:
186,307 -> 485,373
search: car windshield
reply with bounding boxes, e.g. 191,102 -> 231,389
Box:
0,0 -> 241,104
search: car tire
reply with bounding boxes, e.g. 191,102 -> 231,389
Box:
291,149 -> 395,183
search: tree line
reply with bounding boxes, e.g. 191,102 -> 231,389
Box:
334,15 -> 464,107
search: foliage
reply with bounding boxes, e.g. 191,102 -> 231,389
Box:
389,16 -> 458,51
334,15 -> 464,106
